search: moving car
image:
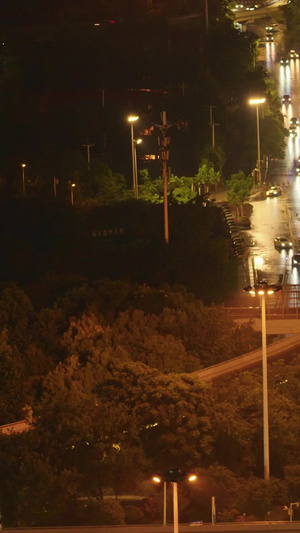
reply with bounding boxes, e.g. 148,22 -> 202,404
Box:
289,49 -> 299,59
266,186 -> 282,197
274,236 -> 293,249
266,33 -> 274,42
282,94 -> 291,103
296,164 -> 300,176
289,124 -> 297,137
290,117 -> 299,126
280,57 -> 289,65
292,253 -> 300,267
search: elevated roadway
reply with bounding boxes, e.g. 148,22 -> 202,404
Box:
234,0 -> 289,22
193,332 -> 300,381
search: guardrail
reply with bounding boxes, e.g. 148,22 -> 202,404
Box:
224,307 -> 300,319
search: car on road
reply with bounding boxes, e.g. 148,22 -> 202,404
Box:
296,164 -> 300,176
290,117 -> 299,126
274,236 -> 293,249
266,33 -> 274,42
289,49 -> 299,59
266,24 -> 278,32
280,56 -> 290,65
266,186 -> 282,197
282,94 -> 291,103
289,124 -> 297,137
292,253 -> 300,266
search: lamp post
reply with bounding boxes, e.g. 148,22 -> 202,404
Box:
21,163 -> 26,196
153,469 -> 197,533
244,281 -> 282,480
70,183 -> 76,206
134,138 -> 142,199
249,97 -> 266,184
284,502 -> 300,522
128,115 -> 139,198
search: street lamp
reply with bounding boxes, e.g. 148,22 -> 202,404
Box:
249,97 -> 266,184
70,183 -> 76,206
128,115 -> 139,198
244,281 -> 282,480
134,138 -> 142,199
283,502 -> 299,522
21,163 -> 26,196
153,469 -> 197,533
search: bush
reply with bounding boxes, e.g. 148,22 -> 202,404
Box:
64,498 -> 126,525
99,499 -> 126,525
124,504 -> 145,524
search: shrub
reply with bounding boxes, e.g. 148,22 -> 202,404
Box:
123,504 -> 145,524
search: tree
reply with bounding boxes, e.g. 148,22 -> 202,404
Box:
195,162 -> 221,195
0,330 -> 26,424
226,171 -> 253,219
236,477 -> 288,520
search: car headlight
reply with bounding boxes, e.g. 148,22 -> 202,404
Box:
289,242 -> 292,246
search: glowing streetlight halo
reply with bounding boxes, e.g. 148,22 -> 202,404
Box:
153,476 -> 162,483
249,97 -> 266,106
128,115 -> 139,123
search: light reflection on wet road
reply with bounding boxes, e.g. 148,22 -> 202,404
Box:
247,41 -> 300,285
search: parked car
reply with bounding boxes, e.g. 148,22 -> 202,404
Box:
292,253 -> 300,266
274,236 -> 293,249
266,186 -> 282,197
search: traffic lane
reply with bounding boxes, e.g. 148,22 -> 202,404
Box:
247,194 -> 291,283
285,176 -> 300,283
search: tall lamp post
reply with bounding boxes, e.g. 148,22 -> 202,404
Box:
134,138 -> 142,199
249,97 -> 266,184
244,281 -> 282,480
21,163 -> 26,196
70,183 -> 76,206
128,115 -> 139,198
153,469 -> 197,533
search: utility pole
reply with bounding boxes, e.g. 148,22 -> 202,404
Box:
204,0 -> 209,31
155,111 -> 174,244
82,139 -> 95,171
208,105 -> 219,148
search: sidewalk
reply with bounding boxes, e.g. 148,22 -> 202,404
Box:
209,184 -> 264,205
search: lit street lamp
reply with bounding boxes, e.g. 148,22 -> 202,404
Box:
244,281 -> 282,480
70,183 -> 76,206
134,138 -> 142,199
128,115 -> 139,198
249,97 -> 266,184
21,163 -> 26,196
153,469 -> 197,533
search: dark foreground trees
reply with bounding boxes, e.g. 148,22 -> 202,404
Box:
0,280 -> 299,525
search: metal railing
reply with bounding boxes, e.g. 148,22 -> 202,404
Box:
224,284 -> 300,320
